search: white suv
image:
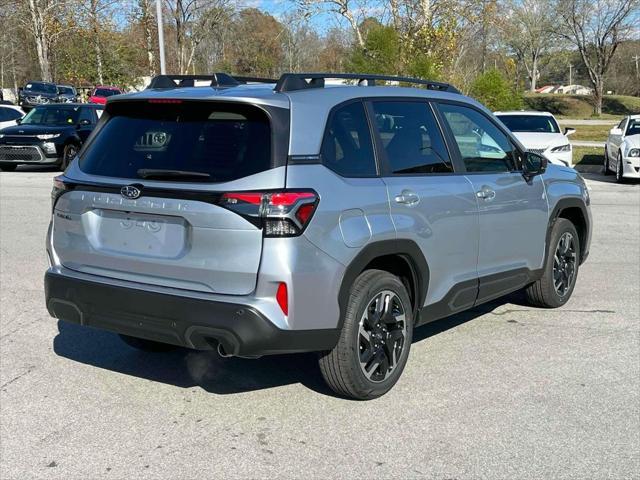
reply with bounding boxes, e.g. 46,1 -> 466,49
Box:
495,111 -> 575,167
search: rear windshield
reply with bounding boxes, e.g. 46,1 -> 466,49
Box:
497,115 -> 560,134
79,101 -> 272,182
94,88 -> 120,97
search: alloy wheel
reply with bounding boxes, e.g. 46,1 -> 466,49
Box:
553,232 -> 577,297
357,290 -> 407,383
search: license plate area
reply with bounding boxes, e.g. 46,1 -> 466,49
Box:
86,209 -> 188,258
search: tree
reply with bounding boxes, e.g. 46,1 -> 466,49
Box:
22,0 -> 72,81
165,0 -> 230,74
470,68 -> 523,110
555,0 -> 640,115
502,0 -> 556,92
297,0 -> 367,47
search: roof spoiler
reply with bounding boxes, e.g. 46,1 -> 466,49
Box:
274,73 -> 461,94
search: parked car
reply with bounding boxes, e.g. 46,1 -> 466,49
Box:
18,81 -> 59,110
88,86 -> 123,104
56,85 -> 79,103
604,115 -> 640,182
0,104 -> 24,131
44,73 -> 592,399
0,103 -> 103,171
495,111 -> 575,167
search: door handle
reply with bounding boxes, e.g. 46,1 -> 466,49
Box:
476,187 -> 496,201
394,190 -> 420,206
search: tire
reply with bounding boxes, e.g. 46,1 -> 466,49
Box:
616,153 -> 625,183
119,334 -> 178,352
525,218 -> 580,308
603,147 -> 612,175
319,269 -> 414,400
0,164 -> 17,171
61,143 -> 79,171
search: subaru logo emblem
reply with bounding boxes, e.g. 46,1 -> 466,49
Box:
121,185 -> 141,199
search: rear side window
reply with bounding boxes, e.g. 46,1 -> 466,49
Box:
0,108 -> 22,121
372,101 -> 452,174
321,101 -> 376,177
79,102 -> 272,182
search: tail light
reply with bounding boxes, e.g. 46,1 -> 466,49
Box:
51,176 -> 70,211
219,190 -> 318,237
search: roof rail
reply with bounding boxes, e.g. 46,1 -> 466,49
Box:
146,73 -> 240,89
274,73 -> 461,94
234,76 -> 278,84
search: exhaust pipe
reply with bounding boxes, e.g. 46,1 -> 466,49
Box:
217,343 -> 233,358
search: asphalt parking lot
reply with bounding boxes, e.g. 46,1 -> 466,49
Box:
1,167 -> 638,479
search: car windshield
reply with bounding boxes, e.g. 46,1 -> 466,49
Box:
79,101 -> 271,182
57,86 -> 75,95
626,119 -> 640,136
21,106 -> 80,126
24,82 -> 57,95
94,88 -> 120,97
497,115 -> 560,134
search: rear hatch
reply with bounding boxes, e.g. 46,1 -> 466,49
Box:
51,99 -> 289,295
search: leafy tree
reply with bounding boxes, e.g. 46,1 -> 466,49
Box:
470,68 -> 523,110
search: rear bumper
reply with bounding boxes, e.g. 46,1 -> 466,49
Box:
45,270 -> 340,357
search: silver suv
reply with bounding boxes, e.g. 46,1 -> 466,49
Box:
45,73 -> 592,399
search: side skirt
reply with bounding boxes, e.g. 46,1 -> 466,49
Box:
416,267 -> 543,327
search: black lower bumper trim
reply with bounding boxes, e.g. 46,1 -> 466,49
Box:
45,271 -> 340,356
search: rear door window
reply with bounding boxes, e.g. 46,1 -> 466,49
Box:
79,102 -> 272,182
321,101 -> 377,177
371,100 -> 452,174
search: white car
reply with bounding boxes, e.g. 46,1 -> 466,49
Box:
604,115 -> 640,182
0,104 -> 25,131
495,111 -> 575,167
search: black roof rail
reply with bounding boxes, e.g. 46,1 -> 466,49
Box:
234,76 -> 278,84
146,73 -> 240,89
274,72 -> 461,94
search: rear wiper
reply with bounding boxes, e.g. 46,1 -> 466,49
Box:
137,169 -> 211,180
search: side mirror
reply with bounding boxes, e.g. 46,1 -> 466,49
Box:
523,152 -> 548,179
610,127 -> 623,136
15,117 -> 21,124
564,127 -> 576,136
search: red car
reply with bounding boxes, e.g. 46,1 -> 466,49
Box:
88,86 -> 123,105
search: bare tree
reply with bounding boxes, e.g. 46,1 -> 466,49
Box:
556,0 -> 639,114
138,0 -> 156,76
165,0 -> 229,74
502,0 -> 556,92
23,0 -> 72,81
297,0 -> 366,47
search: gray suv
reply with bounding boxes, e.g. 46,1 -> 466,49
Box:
45,73 -> 592,399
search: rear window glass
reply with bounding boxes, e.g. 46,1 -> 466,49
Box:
94,88 -> 120,97
79,102 -> 272,182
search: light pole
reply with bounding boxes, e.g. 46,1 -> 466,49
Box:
156,0 -> 166,74
568,63 -> 572,87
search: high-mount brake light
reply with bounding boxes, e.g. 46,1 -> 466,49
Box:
147,99 -> 183,104
219,191 -> 318,237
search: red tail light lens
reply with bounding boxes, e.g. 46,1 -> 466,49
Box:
276,282 -> 288,315
219,190 -> 318,237
51,176 -> 70,211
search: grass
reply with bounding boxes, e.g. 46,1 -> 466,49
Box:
523,93 -> 640,119
573,146 -> 604,166
565,124 -> 612,142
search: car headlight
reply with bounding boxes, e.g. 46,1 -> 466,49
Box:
551,144 -> 571,153
36,134 -> 60,140
0,134 -> 4,139
628,148 -> 640,158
